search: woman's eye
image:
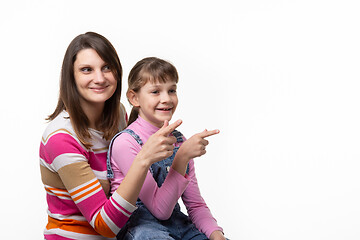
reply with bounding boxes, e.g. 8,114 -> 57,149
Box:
81,67 -> 92,72
103,65 -> 111,72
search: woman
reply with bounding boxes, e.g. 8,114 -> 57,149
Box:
39,32 -> 182,240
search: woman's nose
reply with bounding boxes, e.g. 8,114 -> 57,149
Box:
93,70 -> 106,83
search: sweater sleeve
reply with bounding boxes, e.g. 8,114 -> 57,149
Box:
41,132 -> 137,238
110,133 -> 191,220
181,159 -> 223,238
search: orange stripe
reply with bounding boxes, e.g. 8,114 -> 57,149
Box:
73,184 -> 102,202
46,216 -> 99,235
71,180 -> 98,196
45,186 -> 68,193
44,187 -> 71,198
93,212 -> 116,238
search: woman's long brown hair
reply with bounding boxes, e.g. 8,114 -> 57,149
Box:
47,32 -> 123,149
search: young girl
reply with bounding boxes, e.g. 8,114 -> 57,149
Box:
107,57 -> 226,240
40,33 -> 182,240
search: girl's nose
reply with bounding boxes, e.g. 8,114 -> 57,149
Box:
160,93 -> 171,103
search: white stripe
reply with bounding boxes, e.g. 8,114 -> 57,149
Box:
74,186 -> 103,204
44,228 -> 115,240
44,185 -> 71,196
69,178 -> 97,194
40,157 -> 55,172
42,129 -> 73,145
89,211 -> 99,228
46,191 -> 72,200
100,208 -> 120,235
93,169 -> 108,180
52,153 -> 87,171
47,210 -> 87,221
110,197 -> 131,218
111,192 -> 138,213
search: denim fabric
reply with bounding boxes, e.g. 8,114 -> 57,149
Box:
110,130 -> 207,240
107,129 -> 143,179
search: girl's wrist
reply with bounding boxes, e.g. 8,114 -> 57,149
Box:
171,150 -> 190,176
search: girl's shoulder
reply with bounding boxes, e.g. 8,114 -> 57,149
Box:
112,127 -> 143,148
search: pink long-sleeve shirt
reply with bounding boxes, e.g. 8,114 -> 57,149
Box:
109,116 -> 223,238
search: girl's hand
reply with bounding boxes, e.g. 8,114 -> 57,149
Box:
172,129 -> 219,176
178,129 -> 219,161
136,120 -> 182,166
209,230 -> 226,240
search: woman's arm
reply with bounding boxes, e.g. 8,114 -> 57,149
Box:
113,120 -> 183,206
111,125 -> 190,220
41,132 -> 136,238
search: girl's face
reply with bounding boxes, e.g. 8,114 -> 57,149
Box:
131,80 -> 178,128
73,48 -> 117,110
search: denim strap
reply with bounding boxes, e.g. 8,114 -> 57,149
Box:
107,129 -> 143,178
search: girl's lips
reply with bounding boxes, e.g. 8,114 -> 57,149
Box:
156,107 -> 172,111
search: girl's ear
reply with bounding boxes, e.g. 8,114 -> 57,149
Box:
127,90 -> 140,107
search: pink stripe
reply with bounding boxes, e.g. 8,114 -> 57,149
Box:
87,151 -> 107,171
110,196 -> 132,216
76,190 -> 107,221
103,200 -> 129,228
46,194 -> 78,216
44,234 -> 74,240
41,133 -> 88,164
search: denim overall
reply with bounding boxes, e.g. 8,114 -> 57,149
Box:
107,129 -> 208,240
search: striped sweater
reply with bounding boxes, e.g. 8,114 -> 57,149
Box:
39,110 -> 136,240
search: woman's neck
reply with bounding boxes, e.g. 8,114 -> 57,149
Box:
80,100 -> 104,130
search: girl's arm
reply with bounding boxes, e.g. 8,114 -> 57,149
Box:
181,159 -> 224,239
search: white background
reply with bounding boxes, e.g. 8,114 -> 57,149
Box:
1,0 -> 360,239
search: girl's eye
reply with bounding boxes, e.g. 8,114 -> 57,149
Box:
81,67 -> 92,73
151,90 -> 159,94
169,89 -> 177,94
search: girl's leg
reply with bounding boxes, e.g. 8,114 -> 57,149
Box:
120,223 -> 175,240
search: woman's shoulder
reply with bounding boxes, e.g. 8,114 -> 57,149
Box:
41,111 -> 79,146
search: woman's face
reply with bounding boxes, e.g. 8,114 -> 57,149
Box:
73,48 -> 117,109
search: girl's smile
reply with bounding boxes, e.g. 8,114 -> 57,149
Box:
129,80 -> 178,128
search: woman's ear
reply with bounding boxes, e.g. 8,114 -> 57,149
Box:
127,90 -> 140,107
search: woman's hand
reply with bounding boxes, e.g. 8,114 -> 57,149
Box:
136,120 -> 183,166
172,129 -> 219,175
209,230 -> 226,240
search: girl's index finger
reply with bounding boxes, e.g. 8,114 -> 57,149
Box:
199,129 -> 220,138
159,119 -> 183,136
